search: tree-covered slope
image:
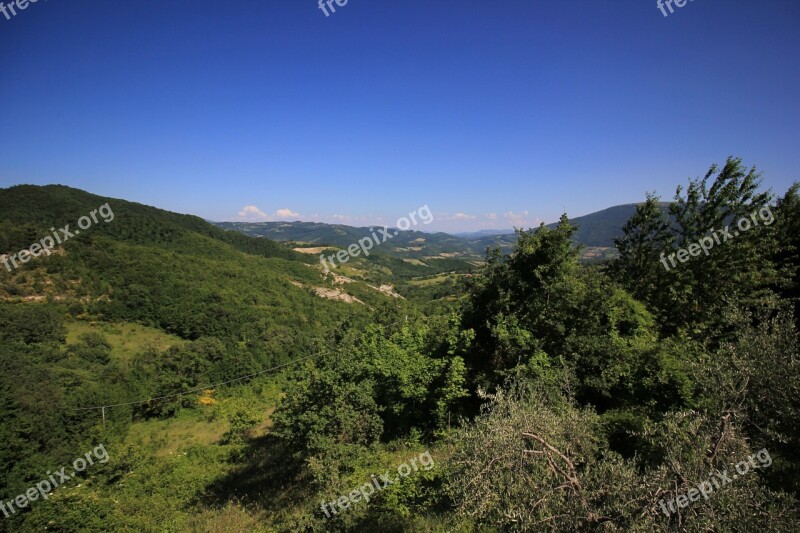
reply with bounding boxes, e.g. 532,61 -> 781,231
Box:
214,203 -> 669,259
0,183 -> 395,367
0,185 -> 408,532
0,184 -> 304,262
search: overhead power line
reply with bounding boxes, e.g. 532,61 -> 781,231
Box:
71,353 -> 318,412
71,319 -> 405,414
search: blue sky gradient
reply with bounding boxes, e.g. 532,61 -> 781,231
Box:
1,0 -> 799,232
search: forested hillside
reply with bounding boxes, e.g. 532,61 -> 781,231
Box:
214,204 -> 645,256
1,159 -> 799,532
214,204 -> 640,269
0,184 -> 407,531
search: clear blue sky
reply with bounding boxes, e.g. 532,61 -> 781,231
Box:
1,0 -> 798,232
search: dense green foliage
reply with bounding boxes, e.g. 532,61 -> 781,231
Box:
609,158 -> 785,337
1,170 -> 799,531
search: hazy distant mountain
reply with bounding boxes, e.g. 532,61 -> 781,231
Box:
454,229 -> 515,238
214,203 -> 655,257
213,221 -> 474,258
549,204 -> 639,247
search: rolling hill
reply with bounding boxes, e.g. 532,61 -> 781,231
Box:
213,203 -> 657,261
0,184 -> 400,336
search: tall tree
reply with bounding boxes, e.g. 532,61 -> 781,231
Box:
460,216 -> 581,387
771,183 -> 800,325
611,157 -> 778,338
607,193 -> 674,324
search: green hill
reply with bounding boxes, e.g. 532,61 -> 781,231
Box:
0,184 -> 415,532
214,203 -> 664,262
0,185 -> 400,333
213,220 -> 473,258
1,178 -> 798,532
1,185 -> 303,263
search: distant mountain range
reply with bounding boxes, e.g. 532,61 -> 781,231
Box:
213,203 -> 651,258
0,187 -> 674,309
212,221 -> 471,259
454,229 -> 515,238
0,186 -> 656,311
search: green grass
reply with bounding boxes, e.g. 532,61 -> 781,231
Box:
65,320 -> 188,364
406,273 -> 459,287
124,376 -> 284,458
126,407 -> 228,457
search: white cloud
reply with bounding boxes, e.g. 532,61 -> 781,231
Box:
275,208 -> 300,219
236,205 -> 301,222
232,206 -> 545,233
238,205 -> 269,221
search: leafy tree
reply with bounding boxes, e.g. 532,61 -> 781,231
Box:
607,193 -> 674,323
66,332 -> 113,365
272,321 -> 468,491
771,183 -> 800,325
131,338 -> 225,417
460,217 -> 690,421
460,216 -> 581,387
271,356 -> 383,488
217,395 -> 264,444
611,157 -> 779,338
0,303 -> 67,344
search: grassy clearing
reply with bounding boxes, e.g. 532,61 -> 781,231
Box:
124,378 -> 284,457
65,320 -> 187,364
293,246 -> 335,254
407,273 -> 458,286
92,380 -> 286,528
126,408 -> 228,457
